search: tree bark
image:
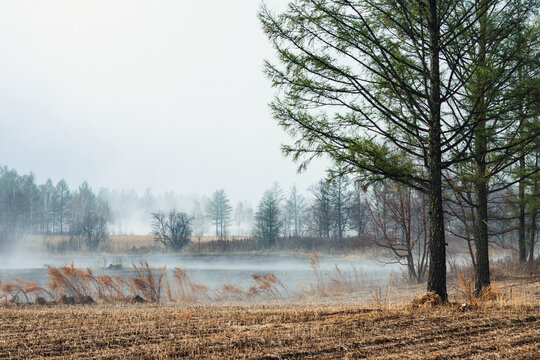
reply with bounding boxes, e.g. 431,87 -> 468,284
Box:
426,0 -> 447,302
474,0 -> 490,292
518,154 -> 527,262
529,154 -> 538,262
475,178 -> 490,291
529,208 -> 537,262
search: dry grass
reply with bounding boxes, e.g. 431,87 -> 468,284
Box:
1,261 -> 294,305
305,250 -> 365,297
44,262 -> 130,303
409,291 -> 442,308
169,267 -> 210,302
0,279 -> 51,304
46,262 -> 94,301
456,272 -> 500,307
0,280 -> 538,359
0,258 -> 538,358
39,235 -> 257,253
130,261 -> 167,302
247,273 -> 288,298
3,253 -> 535,308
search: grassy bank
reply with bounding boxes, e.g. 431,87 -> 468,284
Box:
36,234 -> 477,258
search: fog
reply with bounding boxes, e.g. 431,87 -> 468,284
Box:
0,1 -> 342,293
0,0 -> 328,207
0,252 -> 402,295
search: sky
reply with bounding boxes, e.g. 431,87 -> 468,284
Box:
0,0 -> 328,205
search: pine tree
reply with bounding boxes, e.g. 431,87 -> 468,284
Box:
259,0 -> 539,300
255,188 -> 283,247
206,190 -> 233,238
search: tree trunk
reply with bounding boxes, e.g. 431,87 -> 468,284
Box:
474,2 -> 490,292
529,156 -> 538,262
475,179 -> 490,290
529,208 -> 537,262
407,252 -> 418,283
518,154 -> 527,262
426,0 -> 447,302
427,144 -> 447,301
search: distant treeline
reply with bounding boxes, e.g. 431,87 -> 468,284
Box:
1,163 -> 537,285
0,165 -> 110,251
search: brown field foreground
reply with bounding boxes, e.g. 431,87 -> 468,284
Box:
0,274 -> 538,359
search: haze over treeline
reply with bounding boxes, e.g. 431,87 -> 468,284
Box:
0,0 -> 325,206
1,159 -> 536,286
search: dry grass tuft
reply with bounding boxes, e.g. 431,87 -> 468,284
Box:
410,291 -> 442,307
477,283 -> 500,302
215,284 -> 245,301
246,273 -> 288,298
170,267 -> 209,302
130,261 -> 166,302
457,272 -> 501,307
305,249 -> 365,297
1,279 -> 51,303
46,262 -> 93,302
89,272 -> 129,302
457,272 -> 476,305
45,263 -> 129,303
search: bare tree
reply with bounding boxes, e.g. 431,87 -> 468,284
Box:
350,182 -> 369,239
70,182 -> 111,251
366,182 -> 428,283
151,210 -> 192,251
284,185 -> 306,237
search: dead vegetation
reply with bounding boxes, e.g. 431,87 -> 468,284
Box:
0,262 -> 292,305
0,255 -> 538,358
0,251 -> 373,305
409,291 -> 442,307
1,252 -> 537,309
456,272 -> 500,307
0,281 -> 537,359
169,267 -> 210,302
306,249 -> 365,297
0,279 -> 51,304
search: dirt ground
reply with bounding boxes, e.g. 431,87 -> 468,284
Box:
0,278 -> 538,359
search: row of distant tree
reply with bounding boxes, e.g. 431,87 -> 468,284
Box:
1,163 -> 536,281
152,169 -> 537,286
190,180 -> 370,242
0,166 -> 111,251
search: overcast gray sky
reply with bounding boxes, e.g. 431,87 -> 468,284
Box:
0,0 -> 328,205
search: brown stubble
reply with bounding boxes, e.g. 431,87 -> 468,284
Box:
0,280 -> 538,359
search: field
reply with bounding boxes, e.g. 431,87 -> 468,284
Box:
0,277 -> 538,359
35,234 -> 267,254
